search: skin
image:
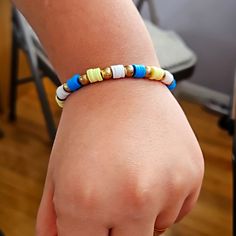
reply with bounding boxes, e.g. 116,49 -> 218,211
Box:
12,0 -> 204,235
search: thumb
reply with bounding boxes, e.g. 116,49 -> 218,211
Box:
36,174 -> 57,236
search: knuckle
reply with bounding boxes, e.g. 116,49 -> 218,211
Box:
189,157 -> 205,188
53,184 -> 101,214
123,183 -> 153,211
170,174 -> 186,194
76,189 -> 100,209
52,187 -> 103,225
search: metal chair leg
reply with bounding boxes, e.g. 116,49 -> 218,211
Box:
27,54 -> 56,141
34,74 -> 56,141
10,8 -> 57,141
9,29 -> 19,122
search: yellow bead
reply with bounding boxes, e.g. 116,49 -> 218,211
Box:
55,95 -> 64,108
63,83 -> 71,93
87,68 -> 104,83
79,74 -> 90,85
145,66 -> 152,78
149,66 -> 165,80
101,67 -> 113,80
124,65 -> 134,77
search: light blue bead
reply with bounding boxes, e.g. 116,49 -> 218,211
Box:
133,64 -> 146,78
67,74 -> 82,92
167,79 -> 177,91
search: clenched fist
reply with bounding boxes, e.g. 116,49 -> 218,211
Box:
36,79 -> 204,236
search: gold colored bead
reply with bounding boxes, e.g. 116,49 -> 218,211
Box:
101,67 -> 113,80
79,74 -> 90,85
161,71 -> 166,81
63,83 -> 71,93
145,66 -> 152,78
124,65 -> 134,77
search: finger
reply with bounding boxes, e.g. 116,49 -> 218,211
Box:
175,186 -> 201,223
56,218 -> 109,236
153,228 -> 167,236
111,220 -> 156,236
36,175 -> 57,236
154,198 -> 184,232
54,197 -> 109,236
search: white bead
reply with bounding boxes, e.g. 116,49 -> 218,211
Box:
56,85 -> 70,100
111,65 -> 125,79
162,70 -> 174,85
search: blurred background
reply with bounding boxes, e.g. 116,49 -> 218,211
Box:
0,0 -> 235,235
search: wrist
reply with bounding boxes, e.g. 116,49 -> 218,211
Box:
54,78 -> 178,144
62,77 -> 172,118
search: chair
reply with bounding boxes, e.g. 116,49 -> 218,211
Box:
9,2 -> 197,141
137,0 -> 197,80
9,8 -> 60,141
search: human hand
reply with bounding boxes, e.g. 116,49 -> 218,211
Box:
36,79 -> 204,236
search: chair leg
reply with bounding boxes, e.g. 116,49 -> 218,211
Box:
9,31 -> 19,122
27,54 -> 57,141
34,76 -> 57,141
27,56 -> 57,141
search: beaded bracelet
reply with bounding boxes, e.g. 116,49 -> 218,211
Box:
55,64 -> 176,108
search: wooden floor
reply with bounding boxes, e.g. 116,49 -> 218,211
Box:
0,78 -> 232,236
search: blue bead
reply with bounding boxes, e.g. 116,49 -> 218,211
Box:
167,79 -> 177,91
67,74 -> 82,91
133,64 -> 146,78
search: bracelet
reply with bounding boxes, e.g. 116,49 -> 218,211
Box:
55,64 -> 176,108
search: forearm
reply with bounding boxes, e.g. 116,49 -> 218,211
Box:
13,0 -> 159,83
13,2 -> 205,235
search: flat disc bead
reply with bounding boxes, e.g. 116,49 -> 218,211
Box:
67,74 -> 82,91
149,66 -> 165,80
161,70 -> 174,85
132,64 -> 146,78
124,65 -> 134,77
87,68 -> 103,83
167,79 -> 177,91
56,85 -> 70,100
79,74 -> 90,85
111,65 -> 125,79
101,67 -> 113,80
